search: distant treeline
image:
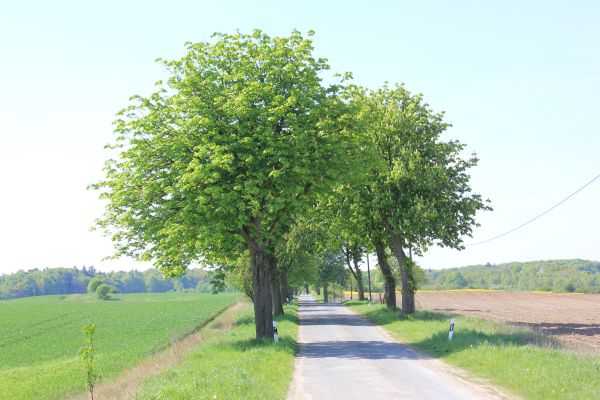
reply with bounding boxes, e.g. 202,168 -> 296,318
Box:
0,266 -> 218,300
422,259 -> 600,293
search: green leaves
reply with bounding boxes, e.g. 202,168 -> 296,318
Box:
93,30 -> 352,277
360,84 -> 491,253
78,323 -> 98,399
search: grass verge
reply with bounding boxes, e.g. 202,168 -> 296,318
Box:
346,300 -> 600,400
135,301 -> 299,400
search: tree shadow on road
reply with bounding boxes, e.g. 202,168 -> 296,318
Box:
298,340 -> 431,360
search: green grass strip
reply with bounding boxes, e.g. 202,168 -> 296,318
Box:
346,300 -> 600,400
136,302 -> 299,400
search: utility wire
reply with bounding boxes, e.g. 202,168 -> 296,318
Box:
467,171 -> 600,246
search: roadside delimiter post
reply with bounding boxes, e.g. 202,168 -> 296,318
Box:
448,318 -> 455,340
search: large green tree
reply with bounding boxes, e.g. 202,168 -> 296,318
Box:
363,84 -> 491,312
93,30 -> 352,340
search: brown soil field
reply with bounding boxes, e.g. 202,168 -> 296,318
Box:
414,290 -> 600,352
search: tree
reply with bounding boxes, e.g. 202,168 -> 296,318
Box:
224,255 -> 254,300
87,277 -> 103,293
277,218 -> 322,299
363,84 -> 491,312
123,271 -> 146,293
92,30 -> 352,340
318,249 -> 346,303
323,186 -> 369,301
96,284 -> 113,300
144,272 -> 173,293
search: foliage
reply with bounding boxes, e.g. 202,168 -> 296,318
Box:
277,219 -> 322,288
91,29 -> 357,339
362,83 -> 490,254
0,292 -> 239,400
95,284 -> 113,300
317,249 -> 347,303
423,259 -> 600,293
78,324 -> 98,400
318,250 -> 346,285
0,267 -> 219,300
87,277 -> 103,294
224,255 -> 254,301
91,29 -> 352,273
338,84 -> 490,311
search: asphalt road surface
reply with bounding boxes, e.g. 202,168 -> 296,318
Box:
287,295 -> 513,400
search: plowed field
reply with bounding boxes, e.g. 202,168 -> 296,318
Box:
414,290 -> 600,352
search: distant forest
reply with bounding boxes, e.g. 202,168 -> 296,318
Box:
4,259 -> 600,300
422,259 -> 600,293
0,267 -> 217,300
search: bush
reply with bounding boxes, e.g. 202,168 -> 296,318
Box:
563,282 -> 576,293
87,277 -> 103,293
96,284 -> 113,300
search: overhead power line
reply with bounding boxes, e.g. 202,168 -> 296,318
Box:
467,171 -> 600,246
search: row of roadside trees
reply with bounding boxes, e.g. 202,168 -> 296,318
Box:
93,30 -> 490,340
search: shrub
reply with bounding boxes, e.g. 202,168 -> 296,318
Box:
96,284 -> 113,300
563,282 -> 576,293
87,277 -> 103,293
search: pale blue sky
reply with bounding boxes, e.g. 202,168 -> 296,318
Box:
1,1 -> 599,273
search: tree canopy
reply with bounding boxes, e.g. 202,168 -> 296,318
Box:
93,29 -> 490,340
93,29 -> 356,339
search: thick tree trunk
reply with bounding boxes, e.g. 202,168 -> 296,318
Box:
268,254 -> 284,316
389,232 -> 415,314
374,237 -> 396,309
323,282 -> 328,303
304,285 -> 309,294
280,269 -> 291,302
345,248 -> 365,300
240,226 -> 274,341
248,244 -> 274,340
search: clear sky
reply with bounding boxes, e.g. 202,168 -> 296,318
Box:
1,0 -> 599,274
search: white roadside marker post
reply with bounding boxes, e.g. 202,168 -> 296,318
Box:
448,318 -> 455,340
273,320 -> 279,343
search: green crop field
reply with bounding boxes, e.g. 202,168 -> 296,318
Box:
0,292 -> 240,400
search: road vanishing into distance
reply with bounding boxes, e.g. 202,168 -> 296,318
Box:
287,295 -> 513,400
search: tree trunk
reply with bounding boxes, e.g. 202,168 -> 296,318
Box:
345,248 -> 365,300
323,282 -> 328,303
268,254 -> 284,316
374,237 -> 396,309
316,284 -> 321,295
248,243 -> 274,340
280,269 -> 291,302
240,227 -> 274,341
389,232 -> 415,314
304,285 -> 309,294
352,250 -> 366,301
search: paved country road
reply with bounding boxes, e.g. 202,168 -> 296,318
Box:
287,295 -> 515,400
